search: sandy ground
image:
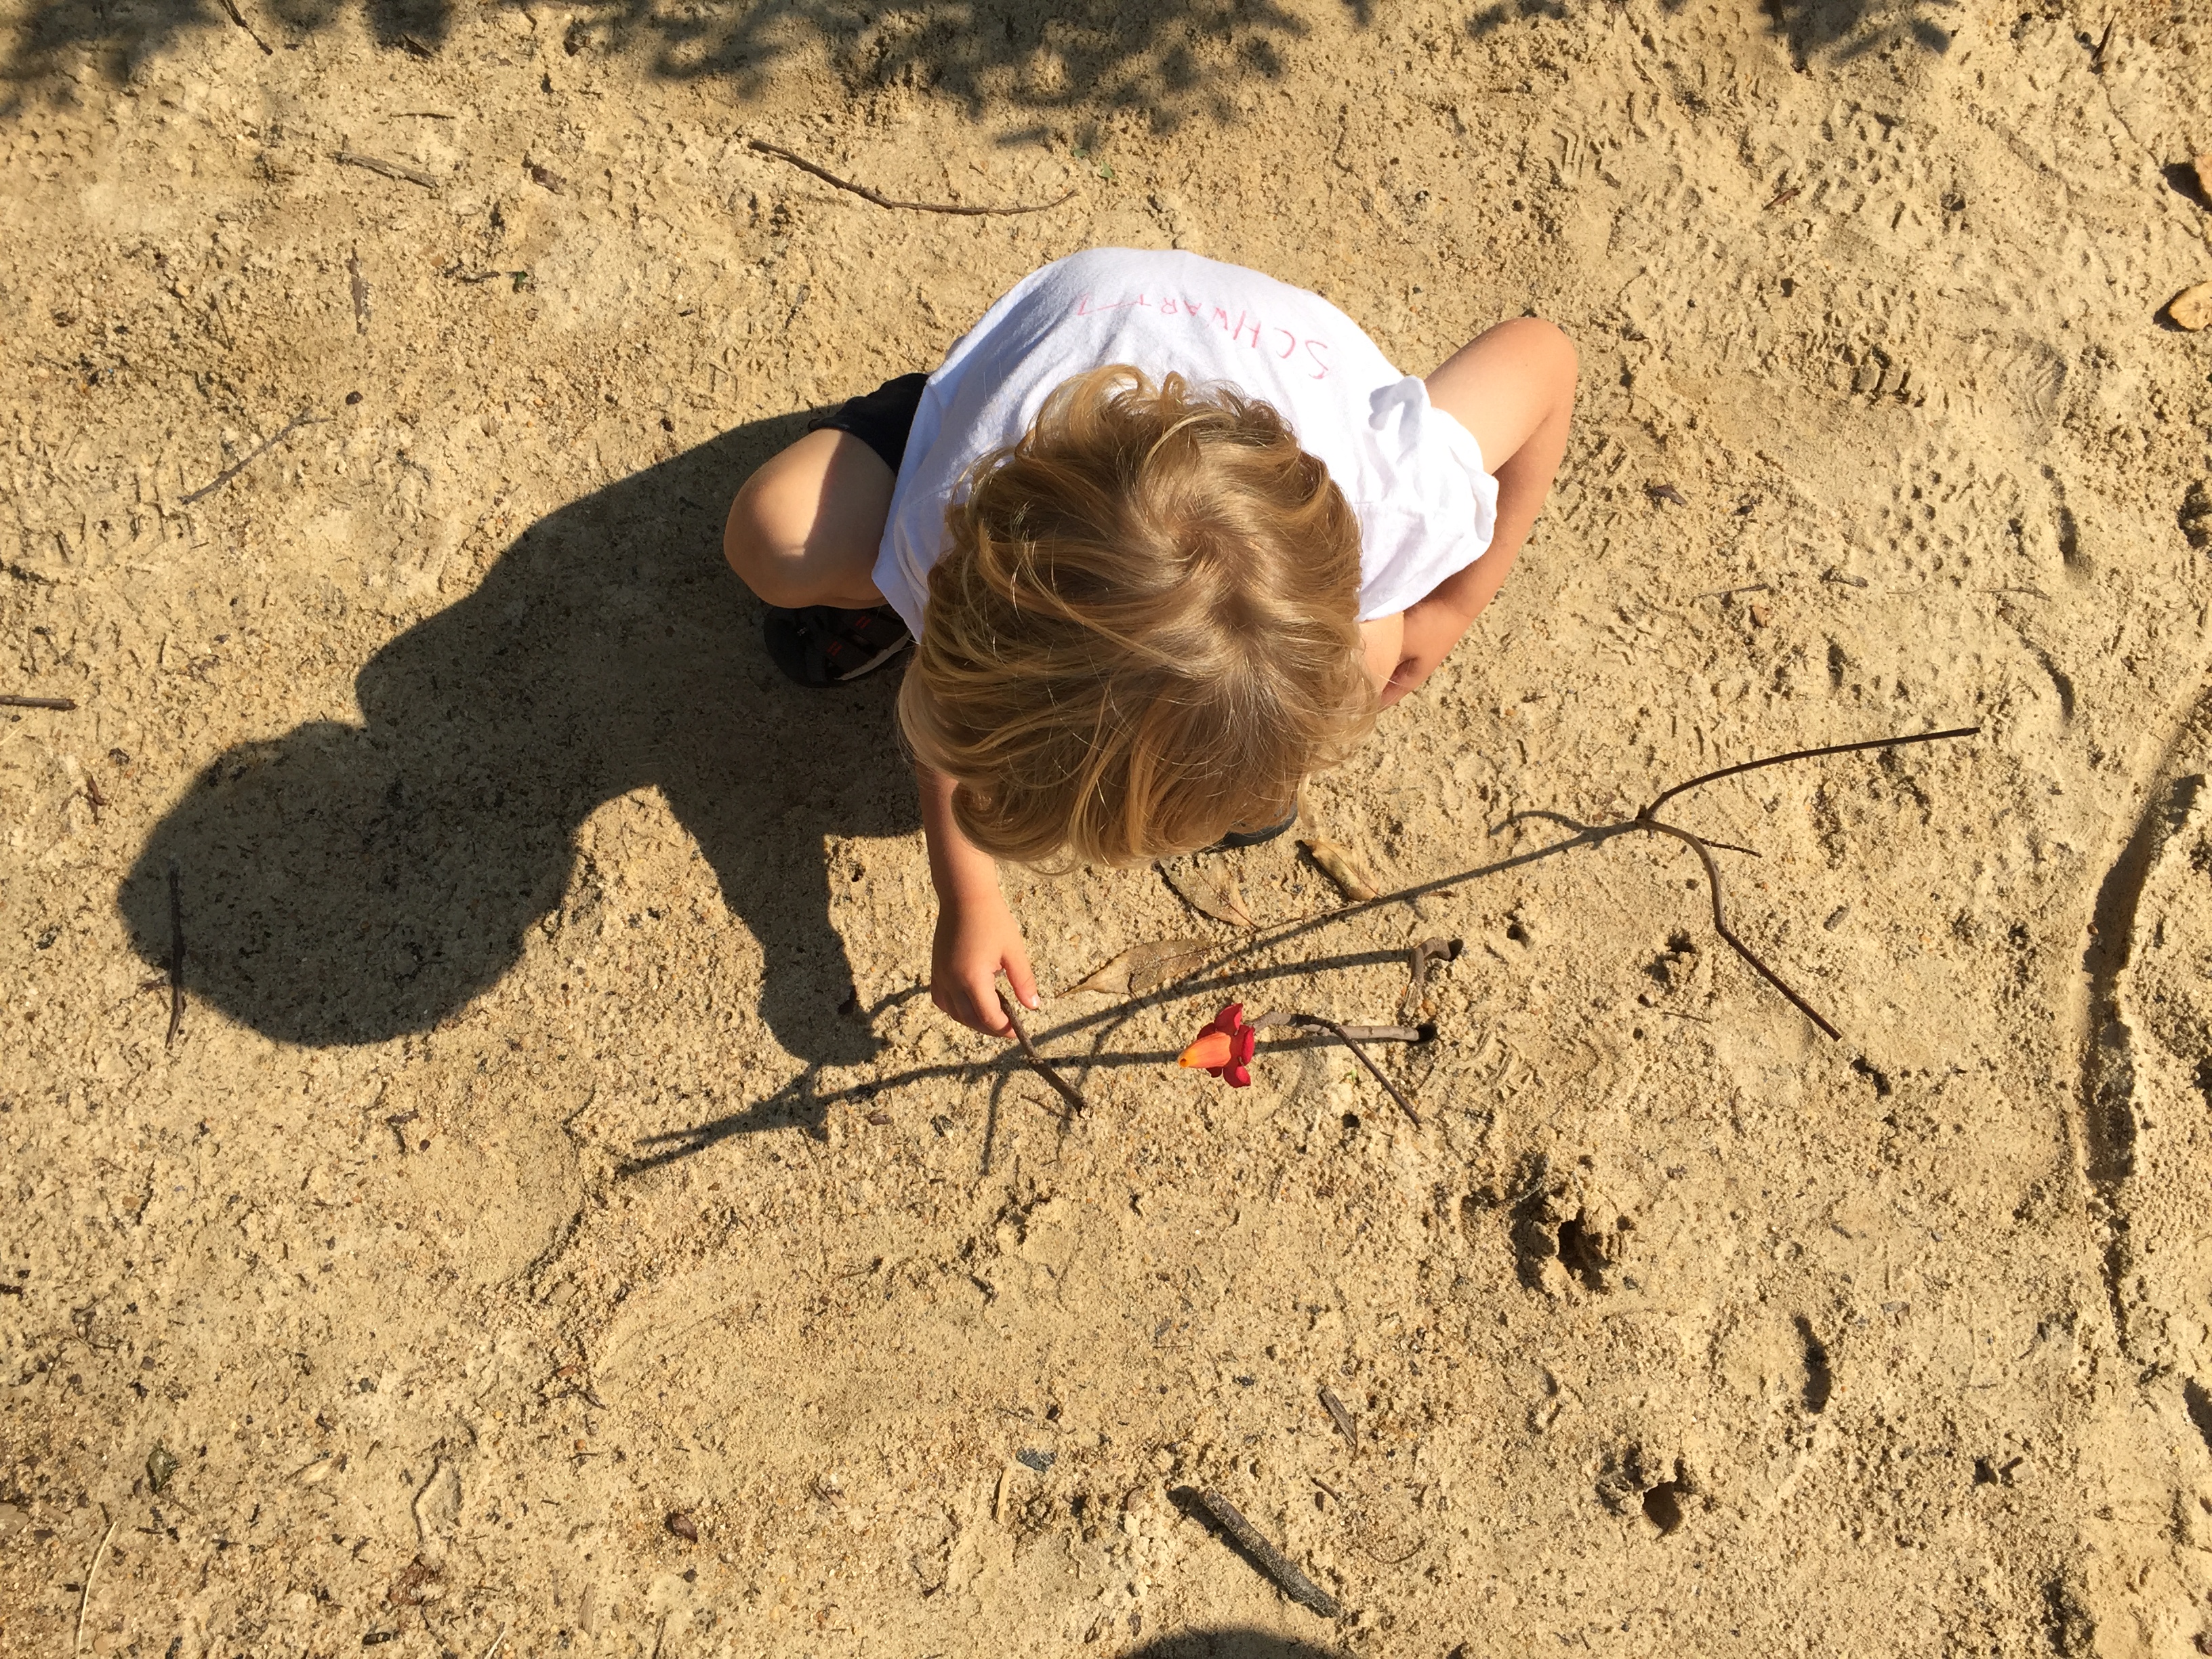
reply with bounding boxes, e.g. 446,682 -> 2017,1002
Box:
4,0 -> 2212,1651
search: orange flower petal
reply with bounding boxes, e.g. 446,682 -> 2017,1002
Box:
1179,1031 -> 1235,1069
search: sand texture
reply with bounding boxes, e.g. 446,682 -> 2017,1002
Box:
5,0 -> 2212,1651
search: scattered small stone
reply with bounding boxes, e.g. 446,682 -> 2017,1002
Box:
146,1442 -> 180,1494
1016,1448 -> 1056,1473
663,1509 -> 699,1543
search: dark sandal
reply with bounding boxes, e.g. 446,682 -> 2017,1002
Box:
1210,810 -> 1297,851
762,605 -> 912,687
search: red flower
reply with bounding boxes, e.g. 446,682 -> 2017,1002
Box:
1177,1002 -> 1258,1088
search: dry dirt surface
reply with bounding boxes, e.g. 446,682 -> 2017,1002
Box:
5,0 -> 2212,1652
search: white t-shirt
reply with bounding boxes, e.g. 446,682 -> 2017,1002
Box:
873,248 -> 1498,636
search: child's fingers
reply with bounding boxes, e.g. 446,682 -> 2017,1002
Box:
968,970 -> 1015,1038
1002,948 -> 1040,1012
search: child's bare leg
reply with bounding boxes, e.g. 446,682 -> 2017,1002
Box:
722,429 -> 894,609
1374,317 -> 1578,704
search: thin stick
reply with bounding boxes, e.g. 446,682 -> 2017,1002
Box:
1318,1387 -> 1359,1454
1290,1015 -> 1421,1128
165,861 -> 185,1051
1635,819 -> 1842,1040
747,139 -> 1076,218
74,1511 -> 119,1656
1639,725 -> 1980,819
998,989 -> 1087,1113
1193,1488 -> 1344,1619
219,0 -> 274,52
0,694 -> 76,710
181,412 -> 323,506
335,148 -> 438,190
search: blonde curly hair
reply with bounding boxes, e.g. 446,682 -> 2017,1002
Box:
898,364 -> 1375,867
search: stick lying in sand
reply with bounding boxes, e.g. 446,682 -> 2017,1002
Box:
181,411 -> 325,506
997,989 -> 1087,1113
336,147 -> 438,190
747,139 -> 1076,218
1191,1488 -> 1345,1619
1618,726 -> 1982,1041
0,694 -> 77,710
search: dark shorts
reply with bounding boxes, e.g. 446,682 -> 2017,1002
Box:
806,372 -> 928,478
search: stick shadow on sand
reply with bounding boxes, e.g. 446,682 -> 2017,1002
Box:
118,411 -> 914,1068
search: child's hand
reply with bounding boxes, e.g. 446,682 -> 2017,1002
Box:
930,887 -> 1040,1038
1380,595 -> 1478,706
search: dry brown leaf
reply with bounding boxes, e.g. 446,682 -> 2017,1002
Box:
1066,937 -> 1212,997
2170,279 -> 2212,331
1300,836 -> 1379,903
1157,861 -> 1256,928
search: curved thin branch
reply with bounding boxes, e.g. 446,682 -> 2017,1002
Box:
747,139 -> 1077,218
998,989 -> 1087,1112
1639,724 -> 1981,819
1633,819 -> 1842,1041
1290,1014 -> 1422,1127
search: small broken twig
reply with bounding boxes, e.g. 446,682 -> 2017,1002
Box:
1192,1488 -> 1344,1619
83,776 -> 107,822
348,247 -> 371,335
1763,184 -> 1802,211
385,1109 -> 420,1155
0,693 -> 77,710
336,147 -> 438,190
747,138 -> 1076,218
219,0 -> 274,52
181,411 -> 323,506
1399,935 -> 1461,1018
165,861 -> 185,1051
998,988 -> 1087,1113
1288,1014 -> 1422,1127
75,1510 -> 119,1656
1319,1386 -> 1359,1454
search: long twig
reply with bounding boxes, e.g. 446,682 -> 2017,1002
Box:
1251,1012 -> 1424,1044
1289,1015 -> 1421,1128
1191,1488 -> 1344,1619
1639,726 -> 1982,819
998,989 -> 1086,1112
165,861 -> 185,1051
180,411 -> 323,506
75,1511 -> 118,1655
0,693 -> 76,710
747,138 -> 1076,218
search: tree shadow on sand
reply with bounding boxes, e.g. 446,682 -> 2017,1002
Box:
7,0 -> 1315,127
1470,0 -> 1965,64
1125,1632 -> 1345,1658
118,411 -> 912,1069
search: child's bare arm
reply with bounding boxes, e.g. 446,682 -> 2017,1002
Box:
723,429 -> 895,608
919,764 -> 1039,1038
1376,316 -> 1578,705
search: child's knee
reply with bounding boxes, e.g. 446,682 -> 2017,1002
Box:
722,480 -> 814,607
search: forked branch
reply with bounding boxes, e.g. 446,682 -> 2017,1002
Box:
1624,724 -> 1982,1041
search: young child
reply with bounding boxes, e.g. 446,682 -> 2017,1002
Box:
725,247 -> 1576,1038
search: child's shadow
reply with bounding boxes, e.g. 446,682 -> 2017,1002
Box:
117,411 -> 913,1067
